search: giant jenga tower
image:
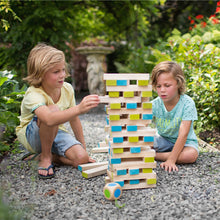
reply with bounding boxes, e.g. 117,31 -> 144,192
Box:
99,73 -> 157,190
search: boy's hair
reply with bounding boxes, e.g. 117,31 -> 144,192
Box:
24,43 -> 70,87
151,61 -> 186,95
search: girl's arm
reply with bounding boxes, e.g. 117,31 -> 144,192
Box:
160,120 -> 191,172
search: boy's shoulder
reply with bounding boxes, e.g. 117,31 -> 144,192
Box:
181,94 -> 195,104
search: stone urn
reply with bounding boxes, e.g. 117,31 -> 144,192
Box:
75,46 -> 114,95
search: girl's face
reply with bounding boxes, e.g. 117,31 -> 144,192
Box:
42,61 -> 66,90
156,72 -> 179,105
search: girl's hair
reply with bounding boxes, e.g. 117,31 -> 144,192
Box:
151,61 -> 186,95
23,43 -> 70,87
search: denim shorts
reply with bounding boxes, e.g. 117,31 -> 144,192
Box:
153,134 -> 199,153
26,116 -> 82,157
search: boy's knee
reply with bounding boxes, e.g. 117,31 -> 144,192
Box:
184,147 -> 198,163
73,151 -> 89,168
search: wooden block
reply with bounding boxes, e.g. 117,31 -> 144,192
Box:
82,164 -> 108,178
109,119 -> 152,127
91,147 -> 108,153
99,95 -> 141,103
78,161 -> 108,172
103,73 -> 150,80
106,84 -> 152,92
107,107 -> 152,115
110,161 -> 156,170
122,179 -> 156,190
138,80 -> 149,86
109,140 -> 154,148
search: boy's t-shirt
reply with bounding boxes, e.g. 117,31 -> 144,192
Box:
152,94 -> 198,148
16,82 -> 76,152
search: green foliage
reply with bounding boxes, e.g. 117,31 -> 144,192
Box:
0,70 -> 26,155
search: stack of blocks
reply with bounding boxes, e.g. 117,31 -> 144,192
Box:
99,73 -> 157,190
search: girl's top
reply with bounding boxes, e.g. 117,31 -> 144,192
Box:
16,82 -> 76,152
152,94 -> 198,148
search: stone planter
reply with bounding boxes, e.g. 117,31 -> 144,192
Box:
75,46 -> 114,95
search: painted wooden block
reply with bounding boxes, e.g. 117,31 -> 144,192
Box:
111,158 -> 122,164
110,103 -> 121,109
113,137 -> 123,143
82,165 -> 108,178
138,80 -> 149,86
106,80 -> 116,86
144,157 -> 155,163
129,114 -> 140,120
126,103 -> 137,109
78,161 -> 108,172
117,80 -> 127,86
91,147 -> 108,153
130,147 -> 141,153
117,169 -> 127,176
103,73 -> 150,80
143,168 -> 153,173
142,91 -> 152,97
127,125 -> 138,132
128,136 -> 139,142
144,136 -> 154,142
130,179 -> 140,185
147,178 -> 157,185
123,91 -> 134,98
105,116 -> 109,125
142,114 -> 153,120
106,85 -> 152,92
111,126 -> 122,132
129,169 -> 139,175
109,115 -> 120,121
113,148 -> 124,154
109,91 -> 119,97
142,102 -> 152,109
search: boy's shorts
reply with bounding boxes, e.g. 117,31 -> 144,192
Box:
26,116 -> 82,157
153,134 -> 199,153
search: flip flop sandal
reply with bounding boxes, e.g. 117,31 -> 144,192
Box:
21,152 -> 40,161
38,164 -> 55,179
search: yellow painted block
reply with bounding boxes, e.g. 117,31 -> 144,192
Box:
109,91 -> 119,98
128,136 -> 139,142
142,103 -> 152,109
143,168 -> 152,173
138,80 -> 149,86
129,114 -> 140,120
144,157 -> 155,163
106,80 -> 117,86
142,91 -> 152,97
147,178 -> 157,185
110,103 -> 121,109
113,148 -> 124,154
109,115 -> 120,121
123,91 -> 134,98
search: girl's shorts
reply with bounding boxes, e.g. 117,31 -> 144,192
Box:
26,116 -> 82,157
153,134 -> 199,153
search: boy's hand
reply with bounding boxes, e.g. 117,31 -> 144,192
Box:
77,95 -> 100,114
160,159 -> 178,172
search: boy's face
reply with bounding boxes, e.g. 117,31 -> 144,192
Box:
42,61 -> 66,90
156,72 -> 179,106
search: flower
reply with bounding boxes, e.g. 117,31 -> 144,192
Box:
196,15 -> 204,19
212,18 -> 219,24
217,1 -> 220,6
190,19 -> 195,24
201,21 -> 207,28
216,7 -> 220,13
188,16 -> 191,20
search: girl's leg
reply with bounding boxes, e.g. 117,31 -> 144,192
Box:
155,147 -> 198,164
52,145 -> 89,168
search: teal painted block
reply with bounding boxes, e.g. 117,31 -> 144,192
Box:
106,116 -> 109,125
142,114 -> 153,120
126,103 -> 137,109
116,181 -> 124,187
144,136 -> 154,142
113,137 -> 123,143
111,158 -> 121,164
130,179 -> 140,185
111,126 -> 122,132
117,169 -> 127,175
129,169 -> 139,175
78,165 -> 82,171
117,80 -> 127,86
127,125 -> 137,132
130,147 -> 141,153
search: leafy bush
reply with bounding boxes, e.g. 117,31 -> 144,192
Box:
0,70 -> 26,156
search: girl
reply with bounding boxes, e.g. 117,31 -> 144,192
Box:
151,61 -> 199,172
16,43 -> 100,179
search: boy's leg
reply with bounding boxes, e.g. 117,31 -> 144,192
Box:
155,147 -> 198,164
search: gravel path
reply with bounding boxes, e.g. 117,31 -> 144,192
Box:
0,93 -> 219,220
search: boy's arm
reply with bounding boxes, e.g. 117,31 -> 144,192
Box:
160,120 -> 191,172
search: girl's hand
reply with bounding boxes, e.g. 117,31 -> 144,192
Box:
160,159 -> 178,172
